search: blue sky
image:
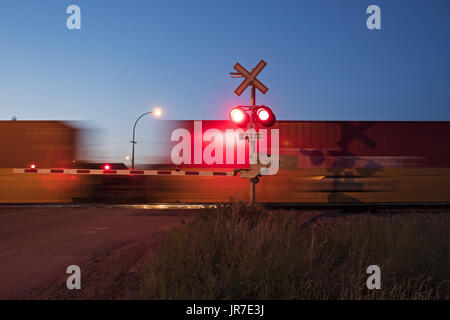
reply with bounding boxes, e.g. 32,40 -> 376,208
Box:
1,0 -> 450,162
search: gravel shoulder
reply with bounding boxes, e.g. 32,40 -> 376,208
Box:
0,207 -> 194,299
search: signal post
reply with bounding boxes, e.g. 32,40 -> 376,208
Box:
230,60 -> 276,205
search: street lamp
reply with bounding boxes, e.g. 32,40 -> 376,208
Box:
130,107 -> 162,169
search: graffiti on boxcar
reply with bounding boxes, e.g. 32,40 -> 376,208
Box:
300,122 -> 383,203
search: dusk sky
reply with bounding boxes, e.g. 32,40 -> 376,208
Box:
1,0 -> 450,162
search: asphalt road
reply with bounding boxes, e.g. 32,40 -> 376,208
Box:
0,206 -> 194,299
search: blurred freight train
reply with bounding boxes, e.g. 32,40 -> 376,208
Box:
1,120 -> 450,204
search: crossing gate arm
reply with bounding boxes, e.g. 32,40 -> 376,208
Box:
12,168 -> 236,177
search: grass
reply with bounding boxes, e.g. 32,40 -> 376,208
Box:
140,203 -> 450,299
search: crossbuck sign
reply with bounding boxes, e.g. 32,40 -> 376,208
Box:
232,60 -> 269,96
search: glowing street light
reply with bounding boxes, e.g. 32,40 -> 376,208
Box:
131,107 -> 163,169
152,106 -> 163,118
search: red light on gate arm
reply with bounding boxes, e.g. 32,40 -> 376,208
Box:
103,164 -> 111,170
255,106 -> 276,127
30,164 -> 36,169
230,107 -> 250,128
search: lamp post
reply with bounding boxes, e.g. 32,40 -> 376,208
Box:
130,107 -> 162,169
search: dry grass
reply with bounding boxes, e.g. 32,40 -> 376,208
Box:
140,203 -> 450,299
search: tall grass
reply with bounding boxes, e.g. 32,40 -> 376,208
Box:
141,203 -> 450,299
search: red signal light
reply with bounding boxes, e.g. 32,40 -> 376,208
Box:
255,106 -> 276,127
257,108 -> 270,121
230,107 -> 250,128
103,164 -> 111,170
231,108 -> 246,123
30,164 -> 36,169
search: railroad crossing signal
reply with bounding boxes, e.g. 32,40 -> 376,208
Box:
229,105 -> 276,128
229,60 -> 275,205
231,60 -> 269,96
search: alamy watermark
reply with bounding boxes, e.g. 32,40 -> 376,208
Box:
66,5 -> 81,30
66,265 -> 81,290
170,121 -> 280,176
366,265 -> 381,289
64,5 -> 380,31
366,5 -> 381,30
